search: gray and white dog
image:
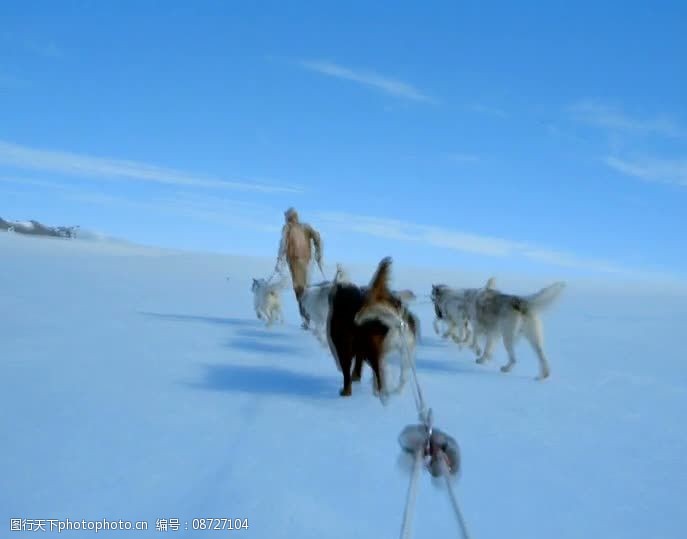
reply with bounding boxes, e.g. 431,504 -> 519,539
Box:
300,264 -> 350,345
466,281 -> 566,380
431,277 -> 496,351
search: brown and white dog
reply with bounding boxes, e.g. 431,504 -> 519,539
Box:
326,256 -> 420,401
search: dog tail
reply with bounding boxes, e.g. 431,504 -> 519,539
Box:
522,281 -> 566,312
354,257 -> 395,327
368,256 -> 393,302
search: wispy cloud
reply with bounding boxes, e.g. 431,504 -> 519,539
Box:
605,156 -> 687,187
0,176 -> 79,192
568,100 -> 687,192
316,211 -> 632,274
570,100 -> 687,139
0,175 -> 283,231
0,140 -> 302,194
4,174 -> 678,280
65,191 -> 283,233
297,60 -> 436,103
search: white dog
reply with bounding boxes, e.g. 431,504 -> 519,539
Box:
454,280 -> 566,380
251,276 -> 287,326
300,264 -> 350,345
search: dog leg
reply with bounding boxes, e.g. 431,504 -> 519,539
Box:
524,316 -> 550,380
352,354 -> 364,382
500,332 -> 517,373
463,319 -> 472,342
340,354 -> 353,397
433,318 -> 442,335
339,345 -> 355,396
452,324 -> 467,343
476,335 -> 495,364
468,328 -> 482,357
465,322 -> 478,353
441,320 -> 456,340
368,353 -> 385,399
449,322 -> 468,345
372,378 -> 390,405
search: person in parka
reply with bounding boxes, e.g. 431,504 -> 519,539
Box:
274,207 -> 324,328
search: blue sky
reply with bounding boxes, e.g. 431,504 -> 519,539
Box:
1,0 -> 685,282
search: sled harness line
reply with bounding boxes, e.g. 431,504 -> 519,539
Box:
266,268 -> 278,284
395,316 -> 472,539
269,259 -> 327,284
411,299 -> 436,306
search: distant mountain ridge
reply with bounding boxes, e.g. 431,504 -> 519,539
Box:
0,217 -> 79,238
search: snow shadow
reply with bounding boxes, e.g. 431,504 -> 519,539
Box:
139,311 -> 264,329
414,357 -> 464,374
233,327 -> 292,340
226,337 -> 302,356
414,356 -> 502,377
187,363 -> 337,400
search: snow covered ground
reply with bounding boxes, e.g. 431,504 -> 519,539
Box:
1,232 -> 685,538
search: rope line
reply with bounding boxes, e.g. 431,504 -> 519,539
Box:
441,458 -> 472,539
398,319 -> 428,421
399,449 -> 424,539
394,314 -> 472,539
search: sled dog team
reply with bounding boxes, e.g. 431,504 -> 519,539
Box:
251,207 -> 566,401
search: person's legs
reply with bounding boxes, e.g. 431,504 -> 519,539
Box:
289,258 -> 310,327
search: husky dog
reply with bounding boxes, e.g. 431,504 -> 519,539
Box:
326,256 -> 420,401
431,283 -> 461,341
299,264 -> 350,345
251,276 -> 287,326
465,281 -> 566,380
431,277 -> 496,349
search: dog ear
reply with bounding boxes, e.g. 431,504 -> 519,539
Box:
485,277 -> 496,289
